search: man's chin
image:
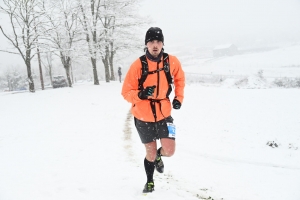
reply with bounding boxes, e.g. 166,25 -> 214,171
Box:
151,51 -> 160,57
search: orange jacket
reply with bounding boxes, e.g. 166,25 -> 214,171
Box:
121,53 -> 185,122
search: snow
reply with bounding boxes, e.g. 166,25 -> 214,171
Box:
213,44 -> 235,50
183,45 -> 300,78
1,47 -> 300,200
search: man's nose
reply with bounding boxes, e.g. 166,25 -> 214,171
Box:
153,42 -> 159,47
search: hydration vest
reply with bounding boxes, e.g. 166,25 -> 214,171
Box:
138,53 -> 173,98
138,53 -> 173,122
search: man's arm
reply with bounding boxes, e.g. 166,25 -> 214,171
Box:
172,56 -> 185,105
121,60 -> 143,104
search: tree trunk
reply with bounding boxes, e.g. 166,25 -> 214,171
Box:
102,45 -> 110,83
60,53 -> 72,87
79,3 -> 100,86
34,15 -> 44,90
91,57 -> 99,85
26,56 -> 35,93
65,66 -> 72,87
102,57 -> 110,83
65,57 -> 72,87
109,42 -> 115,81
91,27 -> 100,85
49,67 -> 53,87
7,78 -> 12,91
37,46 -> 44,90
70,62 -> 74,84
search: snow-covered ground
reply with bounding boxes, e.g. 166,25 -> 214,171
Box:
1,46 -> 300,200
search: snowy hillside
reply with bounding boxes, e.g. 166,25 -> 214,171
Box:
1,81 -> 300,200
179,45 -> 300,89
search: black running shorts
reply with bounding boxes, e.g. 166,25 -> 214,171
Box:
134,116 -> 175,144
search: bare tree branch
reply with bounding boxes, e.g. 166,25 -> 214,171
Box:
0,49 -> 19,54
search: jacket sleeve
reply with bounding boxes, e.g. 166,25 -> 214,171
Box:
172,56 -> 185,104
121,59 -> 143,104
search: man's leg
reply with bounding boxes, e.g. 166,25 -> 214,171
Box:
144,141 -> 158,161
153,138 -> 175,173
143,141 -> 157,192
160,138 -> 176,157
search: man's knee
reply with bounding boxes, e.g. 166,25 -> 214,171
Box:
145,142 -> 157,161
146,151 -> 157,162
162,147 -> 175,157
160,139 -> 176,157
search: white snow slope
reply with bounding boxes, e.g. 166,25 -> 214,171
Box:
1,46 -> 300,200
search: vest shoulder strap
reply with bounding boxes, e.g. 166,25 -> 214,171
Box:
162,53 -> 173,85
138,53 -> 173,92
138,55 -> 148,90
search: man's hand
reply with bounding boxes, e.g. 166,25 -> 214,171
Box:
172,99 -> 181,109
138,85 -> 156,100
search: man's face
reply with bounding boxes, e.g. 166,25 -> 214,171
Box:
146,40 -> 163,58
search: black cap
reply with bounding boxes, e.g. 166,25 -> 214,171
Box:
145,27 -> 164,45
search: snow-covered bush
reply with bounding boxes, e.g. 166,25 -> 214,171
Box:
273,77 -> 300,88
257,70 -> 265,80
0,68 -> 27,91
266,141 -> 279,148
185,73 -> 226,85
234,77 -> 248,87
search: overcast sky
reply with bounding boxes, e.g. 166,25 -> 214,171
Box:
139,0 -> 300,47
1,0 -> 300,67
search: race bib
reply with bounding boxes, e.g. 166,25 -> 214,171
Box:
167,122 -> 176,138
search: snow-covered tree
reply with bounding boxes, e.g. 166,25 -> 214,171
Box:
43,0 -> 81,87
77,0 -> 102,85
78,0 -> 149,83
99,0 -> 149,81
0,0 -> 46,92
